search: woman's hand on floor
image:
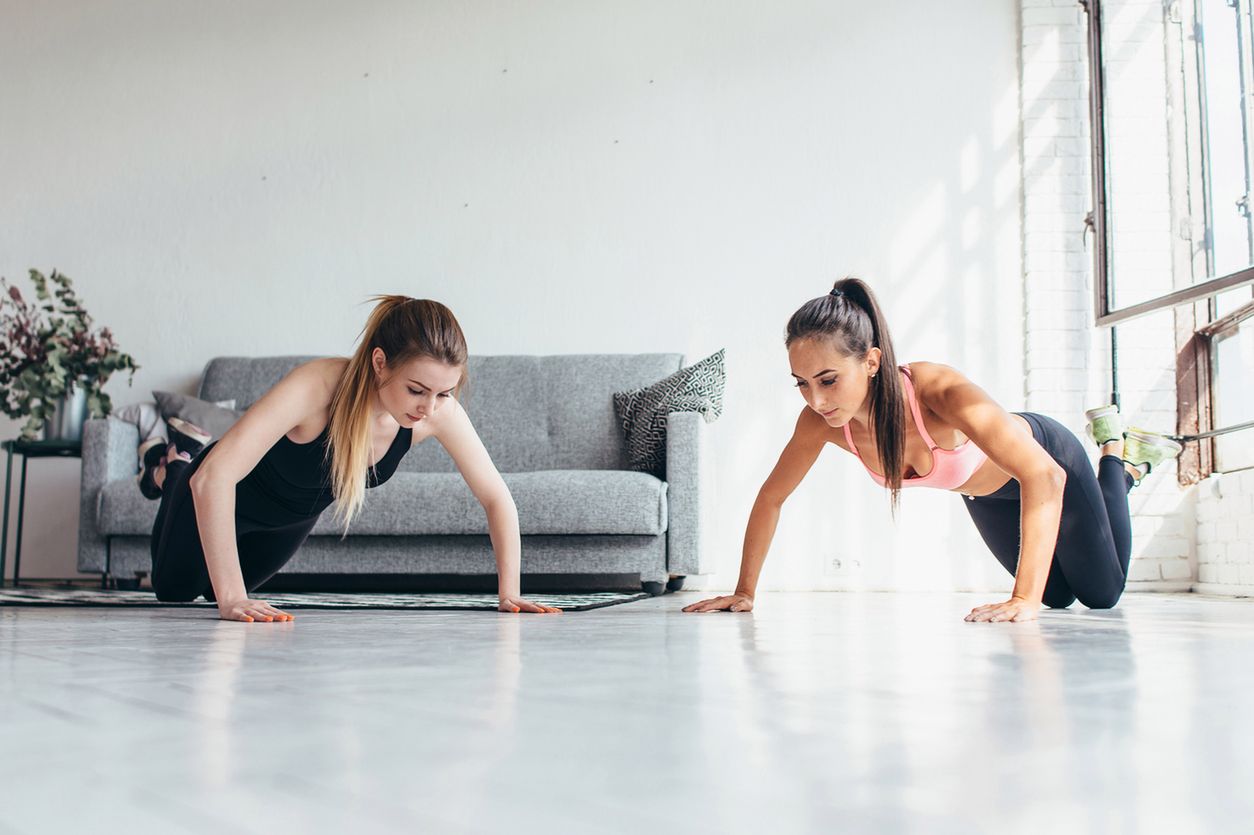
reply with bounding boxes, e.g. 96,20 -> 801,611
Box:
218,598 -> 295,623
964,597 -> 1039,623
499,596 -> 562,614
682,593 -> 754,613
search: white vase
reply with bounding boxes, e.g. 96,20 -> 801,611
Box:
44,380 -> 89,442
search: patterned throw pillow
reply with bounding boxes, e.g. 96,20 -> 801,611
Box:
613,350 -> 725,477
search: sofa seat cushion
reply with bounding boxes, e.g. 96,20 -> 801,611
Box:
98,470 -> 667,537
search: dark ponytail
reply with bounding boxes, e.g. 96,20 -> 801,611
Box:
785,277 -> 906,511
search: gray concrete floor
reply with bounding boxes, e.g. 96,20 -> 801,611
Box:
1,592 -> 1252,834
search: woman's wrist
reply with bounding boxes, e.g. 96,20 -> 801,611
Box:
212,580 -> 249,608
1009,591 -> 1041,606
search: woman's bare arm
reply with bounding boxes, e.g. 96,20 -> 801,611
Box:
427,398 -> 560,614
913,363 -> 1066,622
188,359 -> 340,621
683,406 -> 828,612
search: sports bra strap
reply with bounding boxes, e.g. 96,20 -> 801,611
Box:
899,367 -> 939,451
841,366 -> 938,460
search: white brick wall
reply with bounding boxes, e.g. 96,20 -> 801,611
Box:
1020,0 -> 1098,424
1196,470 -> 1254,595
1020,0 -> 1194,590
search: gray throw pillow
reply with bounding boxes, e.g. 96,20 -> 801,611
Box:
613,349 -> 725,477
152,391 -> 244,439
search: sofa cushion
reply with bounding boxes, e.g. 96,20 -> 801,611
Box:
317,470 -> 667,536
98,470 -> 667,537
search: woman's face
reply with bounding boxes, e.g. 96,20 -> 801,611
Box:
787,337 -> 881,427
372,349 -> 464,427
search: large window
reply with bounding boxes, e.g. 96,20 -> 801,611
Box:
1086,0 -> 1254,476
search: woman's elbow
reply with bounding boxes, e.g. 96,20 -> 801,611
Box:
483,491 -> 517,518
1037,463 -> 1066,497
188,463 -> 226,497
754,487 -> 788,513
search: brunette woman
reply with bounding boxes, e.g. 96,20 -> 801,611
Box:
684,279 -> 1180,622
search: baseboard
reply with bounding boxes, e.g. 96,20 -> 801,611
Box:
1125,581 -> 1194,593
1191,582 -> 1254,598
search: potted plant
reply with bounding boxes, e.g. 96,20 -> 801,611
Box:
0,269 -> 139,440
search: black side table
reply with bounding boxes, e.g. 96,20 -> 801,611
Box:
2,438 -> 83,587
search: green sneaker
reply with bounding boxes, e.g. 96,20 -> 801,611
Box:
1084,405 -> 1123,446
1123,427 -> 1182,482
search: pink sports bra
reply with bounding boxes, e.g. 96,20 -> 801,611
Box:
842,366 -> 988,490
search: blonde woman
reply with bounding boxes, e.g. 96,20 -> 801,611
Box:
147,297 -> 560,621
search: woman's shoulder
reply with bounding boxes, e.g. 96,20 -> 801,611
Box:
263,359 -> 348,424
903,361 -> 978,412
289,358 -> 350,394
902,361 -> 965,388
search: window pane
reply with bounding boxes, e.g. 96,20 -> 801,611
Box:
1199,0 -> 1253,280
1101,0 -> 1254,312
1102,0 -> 1177,309
1216,285 -> 1254,318
1213,317 -> 1254,471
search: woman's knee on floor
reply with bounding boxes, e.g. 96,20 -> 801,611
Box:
151,571 -> 209,603
1078,587 -> 1123,610
1042,590 -> 1076,609
1040,564 -> 1075,609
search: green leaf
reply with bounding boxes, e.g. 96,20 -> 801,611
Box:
20,415 -> 42,439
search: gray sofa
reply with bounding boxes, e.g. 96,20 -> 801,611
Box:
77,354 -> 713,594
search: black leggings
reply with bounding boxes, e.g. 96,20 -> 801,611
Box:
149,450 -> 318,602
963,412 -> 1134,610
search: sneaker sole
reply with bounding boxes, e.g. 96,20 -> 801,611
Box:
1125,428 -> 1182,455
168,418 -> 211,445
1085,405 -> 1120,420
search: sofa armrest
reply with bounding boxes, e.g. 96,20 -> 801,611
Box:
77,417 -> 139,573
665,411 -> 715,576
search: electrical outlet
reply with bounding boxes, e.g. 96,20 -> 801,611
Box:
826,555 -> 862,574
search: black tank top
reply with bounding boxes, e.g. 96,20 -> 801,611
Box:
234,424 -> 413,526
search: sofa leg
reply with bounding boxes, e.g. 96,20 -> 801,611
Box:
641,580 -> 666,596
666,576 -> 686,592
104,572 -> 144,591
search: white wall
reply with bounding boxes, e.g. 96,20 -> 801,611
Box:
0,0 -> 1023,592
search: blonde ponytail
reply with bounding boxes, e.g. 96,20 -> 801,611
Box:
326,296 -> 467,532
